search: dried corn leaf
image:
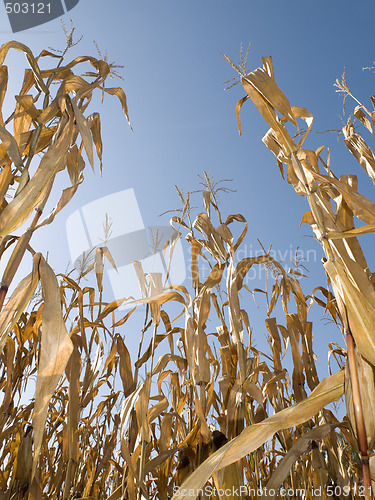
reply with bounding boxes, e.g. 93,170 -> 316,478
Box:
66,341 -> 81,467
0,253 -> 40,353
71,99 -> 94,170
0,164 -> 12,202
0,123 -> 24,172
327,223 -> 375,239
242,78 -> 296,154
292,106 -> 313,148
116,334 -> 135,397
354,106 -> 373,134
104,87 -> 131,127
243,67 -> 297,126
0,66 -> 8,127
35,185 -> 79,229
307,167 -> 375,225
235,95 -> 249,136
0,41 -> 47,93
32,258 -> 73,478
0,112 -> 73,236
133,289 -> 187,308
324,259 -> 375,365
343,122 -> 375,184
88,113 -> 103,172
37,98 -> 60,125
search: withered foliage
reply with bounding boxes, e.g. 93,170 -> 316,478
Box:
0,38 -> 373,500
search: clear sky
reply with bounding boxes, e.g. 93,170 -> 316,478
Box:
1,0 -> 375,383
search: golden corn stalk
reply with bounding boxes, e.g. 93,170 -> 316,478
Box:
0,33 -> 130,498
220,49 -> 375,498
0,36 -> 372,500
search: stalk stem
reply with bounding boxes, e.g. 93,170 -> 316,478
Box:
0,285 -> 8,312
138,321 -> 158,498
346,328 -> 373,499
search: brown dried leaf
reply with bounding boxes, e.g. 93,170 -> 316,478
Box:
0,66 -> 8,127
235,95 -> 249,136
0,253 -> 41,353
354,105 -> 373,134
324,259 -> 375,365
243,67 -> 297,126
88,113 -> 103,173
32,258 -> 73,479
0,123 -> 24,172
71,99 -> 94,170
104,87 -> 131,127
0,109 -> 73,236
0,41 -> 48,93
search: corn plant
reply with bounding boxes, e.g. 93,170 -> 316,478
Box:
0,30 -> 130,499
183,48 -> 375,498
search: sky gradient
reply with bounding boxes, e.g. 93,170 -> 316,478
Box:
1,0 -> 375,382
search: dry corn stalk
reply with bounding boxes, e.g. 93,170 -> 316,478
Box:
226,50 -> 375,498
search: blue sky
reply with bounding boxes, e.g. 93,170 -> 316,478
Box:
1,0 -> 375,383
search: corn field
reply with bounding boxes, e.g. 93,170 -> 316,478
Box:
0,32 -> 375,500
